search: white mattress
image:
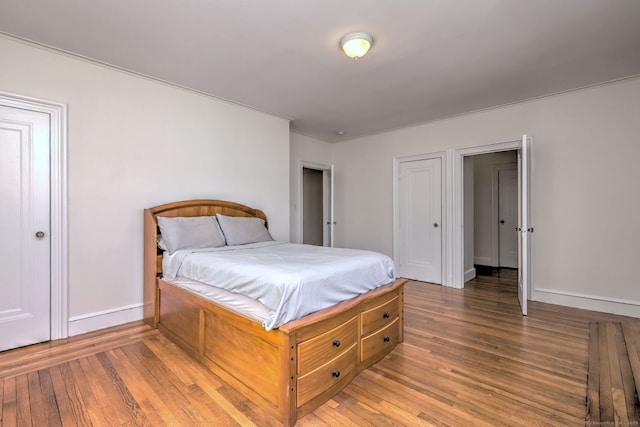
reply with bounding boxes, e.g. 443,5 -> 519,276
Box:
167,277 -> 271,323
162,241 -> 395,330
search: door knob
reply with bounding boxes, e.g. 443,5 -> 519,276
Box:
433,223 -> 439,228
500,220 -> 505,224
35,231 -> 46,239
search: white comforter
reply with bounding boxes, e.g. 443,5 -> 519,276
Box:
163,241 -> 395,330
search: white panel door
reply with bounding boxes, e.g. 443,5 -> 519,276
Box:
517,135 -> 531,316
498,168 -> 518,268
0,105 -> 51,351
399,158 -> 442,283
328,164 -> 335,247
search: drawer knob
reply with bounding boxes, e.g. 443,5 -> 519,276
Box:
383,312 -> 390,319
332,370 -> 340,378
332,339 -> 341,347
383,336 -> 391,342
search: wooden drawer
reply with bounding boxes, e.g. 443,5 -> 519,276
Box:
297,316 -> 358,374
297,343 -> 358,407
361,318 -> 400,366
361,295 -> 399,336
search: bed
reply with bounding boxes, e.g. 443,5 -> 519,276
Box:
143,199 -> 406,426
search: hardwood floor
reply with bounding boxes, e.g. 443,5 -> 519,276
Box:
587,320 -> 640,423
1,271 -> 638,426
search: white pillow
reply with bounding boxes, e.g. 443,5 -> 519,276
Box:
216,214 -> 273,245
157,216 -> 226,254
157,234 -> 168,251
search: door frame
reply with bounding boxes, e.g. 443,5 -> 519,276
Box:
0,92 -> 68,340
393,150 -> 449,285
452,138 -> 527,290
298,160 -> 333,246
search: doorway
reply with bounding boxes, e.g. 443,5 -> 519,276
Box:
467,152 -> 518,271
454,136 -> 531,315
0,93 -> 68,348
299,162 -> 334,247
302,167 -> 324,246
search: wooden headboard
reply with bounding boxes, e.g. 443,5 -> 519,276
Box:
143,199 -> 268,325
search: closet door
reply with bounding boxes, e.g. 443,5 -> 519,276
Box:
328,164 -> 335,247
498,167 -> 518,268
398,158 -> 442,283
0,105 -> 51,351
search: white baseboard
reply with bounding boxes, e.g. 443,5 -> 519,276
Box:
464,267 -> 477,283
474,257 -> 492,266
68,303 -> 144,336
533,288 -> 640,319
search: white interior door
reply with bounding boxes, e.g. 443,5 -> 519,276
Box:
0,105 -> 51,351
329,164 -> 335,247
517,135 -> 531,316
398,158 -> 442,283
498,167 -> 518,268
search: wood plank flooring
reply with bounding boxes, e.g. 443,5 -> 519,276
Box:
586,321 -> 640,424
1,270 -> 638,426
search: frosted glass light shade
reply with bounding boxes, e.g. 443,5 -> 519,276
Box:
340,32 -> 373,60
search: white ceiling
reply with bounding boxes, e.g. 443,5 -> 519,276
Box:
1,0 -> 640,142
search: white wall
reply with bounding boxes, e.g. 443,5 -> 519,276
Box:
331,77 -> 640,317
289,132 -> 332,243
1,36 -> 290,332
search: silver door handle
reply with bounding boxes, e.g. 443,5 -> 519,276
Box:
35,231 -> 46,239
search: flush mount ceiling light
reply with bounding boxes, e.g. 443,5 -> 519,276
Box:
340,32 -> 373,60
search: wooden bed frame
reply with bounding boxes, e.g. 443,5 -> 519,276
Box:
143,199 -> 406,426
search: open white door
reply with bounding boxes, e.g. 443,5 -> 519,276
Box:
329,164 -> 335,247
517,135 -> 531,315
